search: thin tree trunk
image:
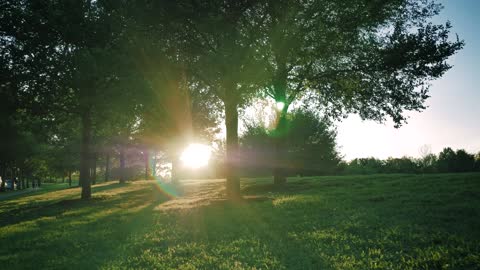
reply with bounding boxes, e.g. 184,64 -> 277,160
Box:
68,170 -> 72,187
0,164 -> 5,191
19,169 -> 23,190
105,152 -> 110,182
12,167 -> 17,190
80,111 -> 92,199
171,155 -> 179,183
144,150 -> 150,180
152,151 -> 157,178
17,169 -> 21,190
91,151 -> 97,185
119,147 -> 126,184
225,96 -> 240,199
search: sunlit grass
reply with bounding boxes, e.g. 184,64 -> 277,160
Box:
1,174 -> 479,269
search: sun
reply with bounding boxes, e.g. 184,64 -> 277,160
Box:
180,143 -> 212,168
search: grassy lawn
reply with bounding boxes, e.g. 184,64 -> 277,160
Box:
0,173 -> 479,269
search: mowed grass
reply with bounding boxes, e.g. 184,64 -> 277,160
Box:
0,174 -> 479,269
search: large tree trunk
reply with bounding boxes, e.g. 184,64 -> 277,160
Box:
119,147 -> 126,184
80,112 -> 92,199
272,57 -> 289,186
273,110 -> 288,185
225,97 -> 240,198
105,153 -> 110,182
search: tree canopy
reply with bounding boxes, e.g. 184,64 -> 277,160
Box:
0,0 -> 464,198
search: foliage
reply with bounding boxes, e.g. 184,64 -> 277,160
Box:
383,157 -> 419,174
0,0 -> 466,198
438,148 -> 475,173
240,110 -> 341,176
343,148 -> 478,175
475,152 -> 480,172
344,157 -> 385,175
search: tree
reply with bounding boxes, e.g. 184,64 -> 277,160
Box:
345,158 -> 385,175
240,124 -> 274,177
2,1 -> 147,198
474,152 -> 480,172
258,0 -> 463,184
285,110 -> 341,176
176,1 -> 269,197
240,109 -> 341,177
454,149 -> 475,173
418,144 -> 437,173
384,157 -> 419,174
437,147 -> 456,173
437,148 -> 475,173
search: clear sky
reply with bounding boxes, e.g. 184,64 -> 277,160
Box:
336,0 -> 480,160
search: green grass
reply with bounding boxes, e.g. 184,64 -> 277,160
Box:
1,174 -> 479,269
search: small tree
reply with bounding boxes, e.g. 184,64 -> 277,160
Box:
418,145 -> 437,173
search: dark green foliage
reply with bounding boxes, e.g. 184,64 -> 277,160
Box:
438,148 -> 475,173
475,153 -> 480,172
343,148 -> 478,175
240,124 -> 274,176
383,157 -> 419,174
454,149 -> 476,172
286,110 -> 342,176
344,157 -> 385,175
260,0 -> 463,126
418,153 -> 438,173
240,110 -> 341,177
437,147 -> 457,173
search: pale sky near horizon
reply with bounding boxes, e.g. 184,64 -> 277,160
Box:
336,0 -> 480,160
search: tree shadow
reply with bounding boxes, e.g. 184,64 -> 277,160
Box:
0,182 -> 169,227
0,182 -> 172,269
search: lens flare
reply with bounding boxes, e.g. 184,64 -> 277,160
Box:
180,143 -> 212,168
148,155 -> 179,198
275,101 -> 285,111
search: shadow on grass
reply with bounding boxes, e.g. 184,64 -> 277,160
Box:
0,182 -> 169,227
0,182 -> 173,269
242,180 -> 314,195
2,175 -> 480,269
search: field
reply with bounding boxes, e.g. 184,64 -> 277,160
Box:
1,173 -> 479,269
